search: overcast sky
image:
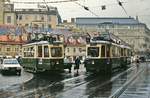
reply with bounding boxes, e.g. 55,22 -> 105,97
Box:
10,0 -> 150,28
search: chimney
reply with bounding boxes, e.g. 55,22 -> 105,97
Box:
71,18 -> 75,23
63,20 -> 67,23
136,16 -> 139,22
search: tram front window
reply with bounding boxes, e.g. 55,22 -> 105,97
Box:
87,47 -> 99,57
51,47 -> 62,57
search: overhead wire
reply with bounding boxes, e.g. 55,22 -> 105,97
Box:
74,2 -> 99,17
43,0 -> 50,11
11,0 -> 130,17
89,2 -> 127,9
116,0 -> 129,16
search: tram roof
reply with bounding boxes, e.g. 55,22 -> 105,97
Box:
90,40 -> 131,49
90,40 -> 111,44
120,44 -> 132,49
23,41 -> 49,46
89,32 -> 131,49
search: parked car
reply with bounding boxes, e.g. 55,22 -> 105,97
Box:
0,58 -> 21,75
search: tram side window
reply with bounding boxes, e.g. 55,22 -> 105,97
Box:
51,47 -> 62,57
44,46 -> 49,57
106,46 -> 110,57
121,48 -> 124,56
124,49 -> 127,56
23,47 -> 34,57
87,47 -> 99,57
112,46 -> 115,57
38,46 -> 42,57
101,45 -> 105,57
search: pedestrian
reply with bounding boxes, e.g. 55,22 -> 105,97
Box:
67,57 -> 72,73
64,57 -> 72,73
136,56 -> 139,68
75,57 -> 81,73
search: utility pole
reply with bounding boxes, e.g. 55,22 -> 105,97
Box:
43,0 -> 49,31
0,0 -> 10,24
0,0 -> 5,24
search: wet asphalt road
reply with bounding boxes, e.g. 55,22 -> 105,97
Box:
0,68 -> 33,89
119,62 -> 150,98
0,63 -> 149,98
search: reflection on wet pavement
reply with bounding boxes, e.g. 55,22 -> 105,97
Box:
0,69 -> 33,89
119,63 -> 150,98
0,63 -> 149,98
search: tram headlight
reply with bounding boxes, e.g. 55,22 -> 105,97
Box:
92,61 -> 94,64
56,61 -> 59,64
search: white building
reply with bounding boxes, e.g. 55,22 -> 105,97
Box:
76,17 -> 150,54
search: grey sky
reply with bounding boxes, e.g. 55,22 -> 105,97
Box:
10,0 -> 150,28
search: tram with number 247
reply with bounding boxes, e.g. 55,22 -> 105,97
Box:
84,32 -> 132,73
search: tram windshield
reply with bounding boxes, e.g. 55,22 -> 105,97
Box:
51,47 -> 63,57
87,47 -> 99,57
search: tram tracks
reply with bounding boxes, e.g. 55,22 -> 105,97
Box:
109,64 -> 146,98
47,65 -> 143,98
9,73 -> 92,98
4,64 -> 143,98
34,65 -> 138,98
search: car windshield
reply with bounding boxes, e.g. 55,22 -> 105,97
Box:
3,59 -> 19,64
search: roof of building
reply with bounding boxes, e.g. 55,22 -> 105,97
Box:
64,33 -> 86,46
76,17 -> 140,25
0,35 -> 26,45
0,25 -> 16,35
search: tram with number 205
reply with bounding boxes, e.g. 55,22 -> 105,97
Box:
21,34 -> 66,73
84,32 -> 132,73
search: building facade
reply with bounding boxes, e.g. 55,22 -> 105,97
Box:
1,3 -> 61,29
76,17 -> 150,54
0,0 -> 5,24
0,34 -> 25,57
64,35 -> 86,63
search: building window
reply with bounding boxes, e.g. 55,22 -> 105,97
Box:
34,15 -> 37,20
40,15 -> 44,20
79,48 -> 82,53
42,24 -> 44,29
48,24 -> 51,28
67,48 -> 69,53
19,15 -> 22,20
25,15 -> 29,20
15,48 -> 19,51
25,24 -> 29,27
7,16 -> 11,23
73,48 -> 76,53
48,16 -> 51,21
7,47 -> 11,51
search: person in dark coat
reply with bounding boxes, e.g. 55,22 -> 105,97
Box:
136,56 -> 139,68
75,57 -> 81,73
